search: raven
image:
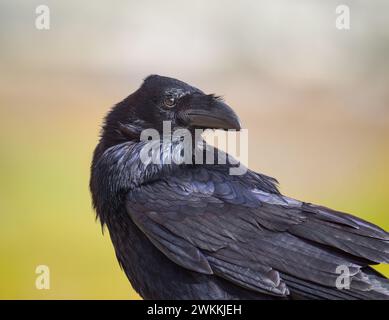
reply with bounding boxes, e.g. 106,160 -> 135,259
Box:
90,75 -> 389,299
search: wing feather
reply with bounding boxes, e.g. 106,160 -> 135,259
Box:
125,167 -> 389,299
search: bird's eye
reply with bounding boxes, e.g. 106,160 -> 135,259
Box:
163,96 -> 176,108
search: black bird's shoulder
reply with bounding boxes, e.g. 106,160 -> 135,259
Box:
125,165 -> 389,299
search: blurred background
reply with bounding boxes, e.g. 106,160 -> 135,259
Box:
0,0 -> 388,299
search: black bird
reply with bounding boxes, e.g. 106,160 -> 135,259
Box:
90,75 -> 389,299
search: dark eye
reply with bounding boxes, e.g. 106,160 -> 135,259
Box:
163,96 -> 176,108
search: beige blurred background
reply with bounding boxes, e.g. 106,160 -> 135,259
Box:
0,0 -> 388,299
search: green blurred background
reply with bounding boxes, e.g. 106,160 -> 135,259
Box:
0,0 -> 388,299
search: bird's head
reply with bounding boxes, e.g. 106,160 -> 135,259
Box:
101,75 -> 241,146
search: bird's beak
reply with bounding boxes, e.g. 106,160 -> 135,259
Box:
179,97 -> 241,131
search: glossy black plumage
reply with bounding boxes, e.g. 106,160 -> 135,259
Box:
90,75 -> 389,299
